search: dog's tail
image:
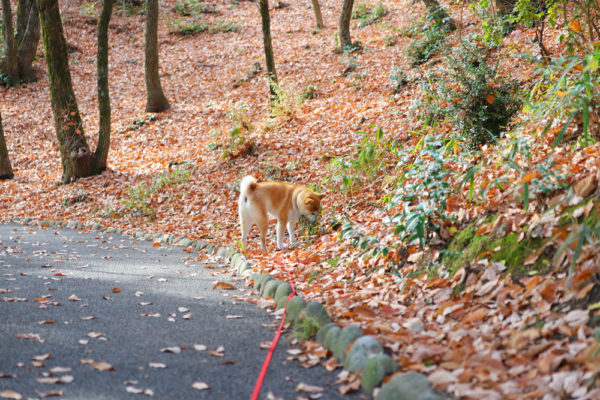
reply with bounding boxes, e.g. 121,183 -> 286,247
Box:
240,175 -> 257,197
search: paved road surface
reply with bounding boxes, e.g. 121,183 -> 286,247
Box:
0,224 -> 362,400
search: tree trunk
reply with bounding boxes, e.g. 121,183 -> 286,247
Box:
94,0 -> 112,172
144,0 -> 170,113
338,0 -> 354,51
1,0 -> 20,86
421,0 -> 456,31
258,0 -> 278,107
311,0 -> 324,29
16,0 -> 40,82
36,0 -> 93,184
0,112 -> 14,180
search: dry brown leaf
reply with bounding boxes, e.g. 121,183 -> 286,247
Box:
295,383 -> 324,393
213,281 -> 236,290
0,390 -> 23,399
90,361 -> 115,371
192,381 -> 210,390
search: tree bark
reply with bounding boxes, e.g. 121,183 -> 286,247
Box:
338,0 -> 354,50
36,0 -> 93,183
1,0 -> 20,86
421,0 -> 456,31
94,0 -> 112,172
258,0 -> 278,107
0,112 -> 14,180
16,0 -> 40,82
144,0 -> 170,113
311,0 -> 324,29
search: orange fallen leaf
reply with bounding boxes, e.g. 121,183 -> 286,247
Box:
90,361 -> 115,371
213,281 -> 236,290
112,287 -> 121,293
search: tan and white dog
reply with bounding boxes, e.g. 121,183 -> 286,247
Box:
238,176 -> 324,251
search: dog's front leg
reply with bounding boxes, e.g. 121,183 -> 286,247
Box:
287,221 -> 296,246
276,220 -> 286,249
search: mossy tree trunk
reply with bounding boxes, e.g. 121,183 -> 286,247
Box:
258,0 -> 278,108
36,0 -> 94,184
338,0 -> 354,51
0,112 -> 14,180
16,0 -> 40,83
311,0 -> 324,29
1,0 -> 20,86
421,0 -> 456,31
144,0 -> 170,113
94,0 -> 112,171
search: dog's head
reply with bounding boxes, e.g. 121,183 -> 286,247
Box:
298,190 -> 325,221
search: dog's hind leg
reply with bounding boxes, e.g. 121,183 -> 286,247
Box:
257,217 -> 268,252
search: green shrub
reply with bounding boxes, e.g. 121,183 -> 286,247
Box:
405,8 -> 452,66
352,2 -> 387,27
530,47 -> 600,148
174,0 -> 218,15
167,18 -> 240,35
383,134 -> 457,248
420,40 -> 521,148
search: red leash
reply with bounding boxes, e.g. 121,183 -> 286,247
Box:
249,265 -> 296,400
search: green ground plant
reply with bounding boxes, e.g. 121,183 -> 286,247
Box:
326,127 -> 397,203
405,7 -> 453,66
418,39 -> 521,148
352,2 -> 388,27
174,0 -> 218,15
207,106 -> 255,159
123,162 -> 193,217
167,18 -> 240,35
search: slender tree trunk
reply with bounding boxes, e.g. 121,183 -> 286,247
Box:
1,0 -> 20,85
258,0 -> 278,107
16,0 -> 40,82
311,0 -> 324,29
144,0 -> 170,113
338,0 -> 354,50
36,0 -> 93,184
94,0 -> 112,172
0,112 -> 14,180
421,0 -> 456,31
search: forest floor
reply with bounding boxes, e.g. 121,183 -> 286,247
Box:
2,0 -> 600,398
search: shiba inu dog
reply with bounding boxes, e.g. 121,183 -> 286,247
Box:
238,175 -> 324,251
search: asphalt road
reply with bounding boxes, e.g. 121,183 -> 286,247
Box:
0,223 -> 362,400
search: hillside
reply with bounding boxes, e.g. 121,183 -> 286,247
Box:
1,0 -> 600,398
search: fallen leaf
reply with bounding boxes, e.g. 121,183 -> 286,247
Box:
226,315 -> 243,319
33,353 -> 52,361
148,363 -> 167,369
213,281 -> 236,290
112,287 -> 121,293
90,361 -> 115,371
160,346 -> 181,354
193,344 -> 207,351
177,307 -> 190,313
192,381 -> 210,390
0,390 -> 23,399
39,390 -> 63,398
37,320 -> 56,325
67,294 -> 81,302
209,346 -> 225,357
295,382 -> 324,393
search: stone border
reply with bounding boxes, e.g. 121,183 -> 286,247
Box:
5,217 -> 448,399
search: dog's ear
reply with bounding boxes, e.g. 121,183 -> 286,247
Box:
317,192 -> 326,199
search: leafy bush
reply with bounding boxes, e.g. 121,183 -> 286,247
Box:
405,8 -> 452,66
530,48 -> 600,147
326,128 -> 397,202
420,40 -> 521,148
383,134 -> 457,248
352,2 -> 387,27
174,0 -> 218,15
167,18 -> 240,35
123,162 -> 193,218
207,106 -> 255,159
